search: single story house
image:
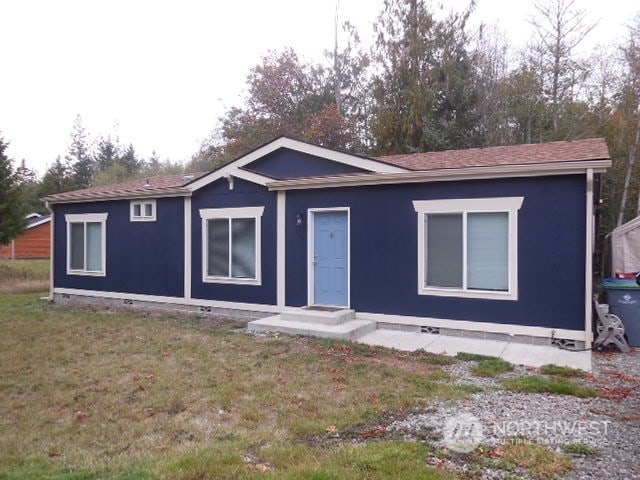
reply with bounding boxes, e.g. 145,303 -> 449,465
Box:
43,136 -> 610,349
0,213 -> 51,260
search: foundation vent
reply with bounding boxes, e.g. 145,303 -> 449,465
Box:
420,326 -> 440,334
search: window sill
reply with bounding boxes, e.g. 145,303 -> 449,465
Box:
203,276 -> 261,286
131,217 -> 156,222
67,270 -> 106,277
419,287 -> 517,301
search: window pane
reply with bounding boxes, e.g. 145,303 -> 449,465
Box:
86,222 -> 103,271
207,219 -> 229,277
426,214 -> 463,288
231,218 -> 256,278
467,212 -> 508,291
70,223 -> 85,270
133,204 -> 141,217
144,203 -> 153,217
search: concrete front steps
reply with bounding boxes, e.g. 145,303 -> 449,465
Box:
247,307 -> 376,341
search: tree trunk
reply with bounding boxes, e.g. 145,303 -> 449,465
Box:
618,119 -> 640,226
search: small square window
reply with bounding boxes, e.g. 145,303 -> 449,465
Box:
131,200 -> 156,222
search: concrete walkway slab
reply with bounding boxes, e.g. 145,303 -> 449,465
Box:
501,342 -> 591,370
357,329 -> 591,371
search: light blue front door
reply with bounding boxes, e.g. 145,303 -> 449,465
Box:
313,211 -> 348,306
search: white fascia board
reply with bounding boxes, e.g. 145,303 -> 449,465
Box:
45,189 -> 190,204
272,137 -> 407,173
266,160 -> 612,191
186,137 -> 408,192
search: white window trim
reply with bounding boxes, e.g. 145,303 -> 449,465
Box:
413,197 -> 523,301
199,206 -> 265,285
130,199 -> 156,222
65,213 -> 108,277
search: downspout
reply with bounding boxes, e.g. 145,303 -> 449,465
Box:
584,169 -> 594,349
45,201 -> 54,301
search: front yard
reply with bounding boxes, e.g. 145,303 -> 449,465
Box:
1,289 -> 638,479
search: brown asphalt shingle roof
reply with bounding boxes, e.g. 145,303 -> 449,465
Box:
43,173 -> 206,202
376,138 -> 609,171
43,138 -> 609,202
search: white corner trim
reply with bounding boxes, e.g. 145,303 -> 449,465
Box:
184,197 -> 192,300
354,311 -> 590,342
46,202 -> 54,299
277,191 -> 286,308
53,287 -> 282,313
413,197 -> 523,301
584,169 -> 594,347
199,206 -> 265,285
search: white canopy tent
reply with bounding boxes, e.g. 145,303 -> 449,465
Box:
607,215 -> 640,276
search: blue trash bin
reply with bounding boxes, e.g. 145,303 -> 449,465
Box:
601,278 -> 640,346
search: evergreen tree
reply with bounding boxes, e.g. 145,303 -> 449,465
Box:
371,0 -> 480,154
15,159 -> 43,213
66,115 -> 94,189
119,143 -> 139,174
0,137 -> 27,245
94,135 -> 119,172
39,156 -> 76,197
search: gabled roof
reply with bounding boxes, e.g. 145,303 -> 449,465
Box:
377,138 -> 609,171
43,137 -> 611,203
26,214 -> 51,228
185,136 -> 407,191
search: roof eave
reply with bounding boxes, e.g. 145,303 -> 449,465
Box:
267,159 -> 612,191
42,187 -> 191,205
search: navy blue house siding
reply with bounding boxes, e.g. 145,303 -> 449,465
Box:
54,197 -> 185,297
190,178 -> 278,305
285,175 -> 587,331
245,148 -> 368,179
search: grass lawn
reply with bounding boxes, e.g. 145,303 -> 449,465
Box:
0,293 -> 471,480
0,259 -> 50,294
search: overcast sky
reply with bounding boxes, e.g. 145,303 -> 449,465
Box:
0,0 -> 637,175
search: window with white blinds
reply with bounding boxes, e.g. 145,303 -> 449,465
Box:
413,197 -> 523,301
65,213 -> 108,276
199,206 -> 264,285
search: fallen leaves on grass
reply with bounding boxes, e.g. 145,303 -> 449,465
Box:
73,411 -> 88,421
360,425 -> 385,439
326,425 -> 338,434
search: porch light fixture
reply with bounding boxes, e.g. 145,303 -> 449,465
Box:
296,213 -> 304,226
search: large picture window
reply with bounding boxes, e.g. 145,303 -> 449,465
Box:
65,213 -> 108,276
200,206 -> 264,285
413,198 -> 523,300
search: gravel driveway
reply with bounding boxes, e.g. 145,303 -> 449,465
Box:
387,348 -> 640,479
